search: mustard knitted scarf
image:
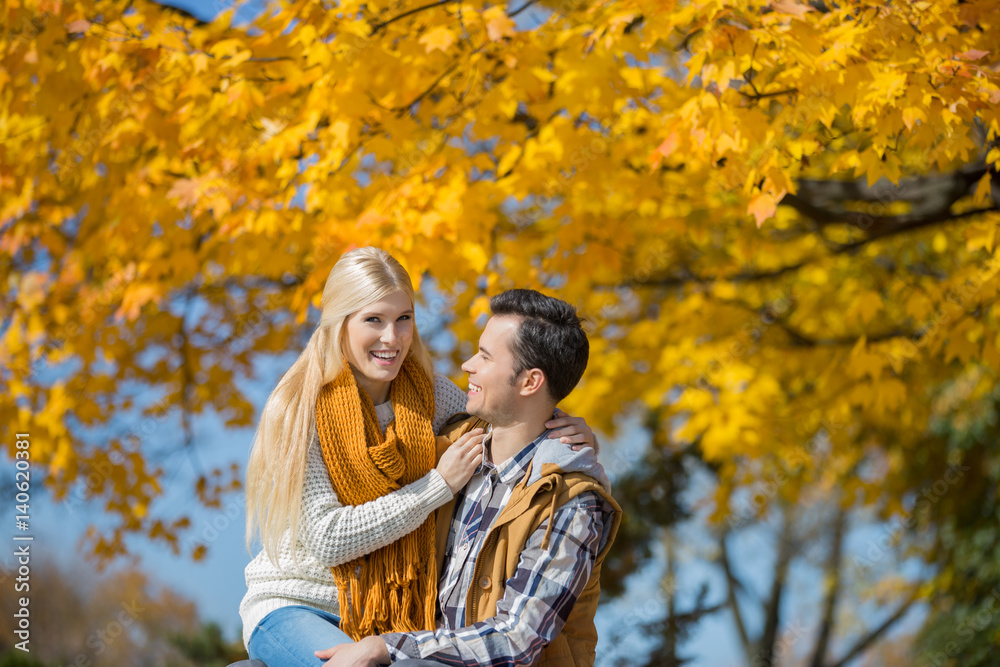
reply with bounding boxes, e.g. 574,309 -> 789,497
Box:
314,355 -> 439,640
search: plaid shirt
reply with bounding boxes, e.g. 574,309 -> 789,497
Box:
382,429 -> 607,666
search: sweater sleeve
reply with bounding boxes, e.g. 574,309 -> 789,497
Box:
432,374 -> 469,435
297,435 -> 454,567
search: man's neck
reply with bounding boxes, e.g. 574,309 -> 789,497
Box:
488,415 -> 550,465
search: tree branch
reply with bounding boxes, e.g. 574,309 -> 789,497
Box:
155,2 -> 211,27
828,591 -> 919,667
836,205 -> 999,245
368,62 -> 459,115
614,203 -> 999,291
720,532 -> 753,659
758,507 -> 796,667
663,531 -> 679,661
738,87 -> 799,100
612,160 -> 997,290
782,194 -> 996,241
795,164 -> 987,208
809,505 -> 847,667
370,0 -> 458,35
508,0 -> 539,17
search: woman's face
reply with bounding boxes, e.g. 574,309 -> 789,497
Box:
342,290 -> 415,399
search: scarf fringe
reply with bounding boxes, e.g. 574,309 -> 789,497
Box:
316,357 -> 438,640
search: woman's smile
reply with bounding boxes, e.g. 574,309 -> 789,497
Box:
343,290 -> 415,403
370,349 -> 401,366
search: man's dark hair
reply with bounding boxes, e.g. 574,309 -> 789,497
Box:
489,289 -> 589,402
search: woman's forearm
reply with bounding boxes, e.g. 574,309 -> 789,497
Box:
297,439 -> 453,567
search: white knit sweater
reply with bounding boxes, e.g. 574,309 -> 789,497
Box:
239,374 -> 469,648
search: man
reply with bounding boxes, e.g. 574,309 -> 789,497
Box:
316,289 -> 622,666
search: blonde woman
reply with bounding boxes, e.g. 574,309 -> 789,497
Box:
239,248 -> 594,667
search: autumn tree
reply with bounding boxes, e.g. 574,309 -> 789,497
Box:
0,559 -> 225,665
3,0 -> 1000,661
910,379 -> 1000,667
600,414 -> 930,667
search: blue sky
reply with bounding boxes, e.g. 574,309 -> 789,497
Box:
158,0 -> 267,23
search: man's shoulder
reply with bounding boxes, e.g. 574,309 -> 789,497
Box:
527,438 -> 612,493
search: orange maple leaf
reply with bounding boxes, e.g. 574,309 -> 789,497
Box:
771,0 -> 814,17
65,19 -> 92,33
748,192 -> 778,228
167,177 -> 203,208
649,132 -> 680,169
956,49 -> 990,60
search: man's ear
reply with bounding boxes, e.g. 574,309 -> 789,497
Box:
519,368 -> 546,397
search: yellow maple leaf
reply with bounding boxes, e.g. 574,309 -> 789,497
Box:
419,26 -> 457,53
972,172 -> 993,207
484,7 -> 516,42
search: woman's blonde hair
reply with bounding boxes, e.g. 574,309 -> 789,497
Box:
245,247 -> 433,561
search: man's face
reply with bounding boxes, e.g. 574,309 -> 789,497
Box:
461,315 -> 524,426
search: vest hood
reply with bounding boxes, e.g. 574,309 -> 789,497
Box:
525,436 -> 612,492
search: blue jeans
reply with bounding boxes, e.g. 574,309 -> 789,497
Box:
247,605 -> 354,667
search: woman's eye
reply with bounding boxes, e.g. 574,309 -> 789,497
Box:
366,317 -> 380,323
397,315 -> 411,321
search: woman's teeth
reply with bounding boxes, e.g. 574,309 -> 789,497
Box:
371,351 -> 397,360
